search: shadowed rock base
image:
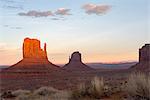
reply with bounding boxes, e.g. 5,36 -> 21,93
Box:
4,58 -> 59,73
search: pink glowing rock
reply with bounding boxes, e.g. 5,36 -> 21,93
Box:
23,38 -> 47,59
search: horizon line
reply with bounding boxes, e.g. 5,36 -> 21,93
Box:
0,60 -> 138,66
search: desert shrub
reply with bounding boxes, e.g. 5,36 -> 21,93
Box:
33,86 -> 59,96
126,73 -> 150,100
71,83 -> 90,99
12,89 -> 31,97
50,91 -> 70,100
71,76 -> 110,99
89,77 -> 105,98
15,94 -> 30,100
1,91 -> 16,98
15,89 -> 69,100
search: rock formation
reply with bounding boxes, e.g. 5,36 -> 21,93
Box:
5,38 -> 59,72
131,44 -> 150,71
63,51 -> 92,71
69,52 -> 82,63
23,38 -> 47,59
139,44 -> 150,63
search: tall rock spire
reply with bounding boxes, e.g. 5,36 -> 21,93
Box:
44,43 -> 47,53
44,43 -> 47,59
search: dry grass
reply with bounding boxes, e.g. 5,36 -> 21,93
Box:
89,77 -> 105,98
126,72 -> 150,100
33,86 -> 59,96
71,76 -> 110,99
14,86 -> 70,100
50,91 -> 70,100
12,89 -> 31,97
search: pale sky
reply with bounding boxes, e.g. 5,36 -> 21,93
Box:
0,0 -> 149,65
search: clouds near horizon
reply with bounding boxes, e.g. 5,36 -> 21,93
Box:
3,5 -> 23,10
18,10 -> 53,17
17,3 -> 111,18
18,8 -> 71,17
82,3 -> 111,15
55,8 -> 71,15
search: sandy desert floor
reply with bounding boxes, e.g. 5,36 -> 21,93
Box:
0,69 -> 136,100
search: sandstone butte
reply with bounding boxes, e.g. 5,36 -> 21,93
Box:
131,44 -> 150,71
23,38 -> 47,59
62,51 -> 92,71
4,38 -> 59,72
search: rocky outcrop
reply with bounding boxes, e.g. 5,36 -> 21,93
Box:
69,52 -> 82,63
139,44 -> 150,63
63,51 -> 92,71
5,38 -> 59,72
131,44 -> 150,71
23,38 -> 47,59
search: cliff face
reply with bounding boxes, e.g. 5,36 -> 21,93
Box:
23,38 -> 47,59
139,44 -> 150,63
131,44 -> 150,71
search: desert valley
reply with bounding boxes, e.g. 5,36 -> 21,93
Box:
0,38 -> 149,100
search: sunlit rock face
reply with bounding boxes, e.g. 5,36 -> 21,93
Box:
4,38 -> 59,72
131,44 -> 150,72
63,51 -> 92,71
23,38 -> 47,59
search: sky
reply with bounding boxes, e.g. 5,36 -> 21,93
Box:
0,0 -> 149,65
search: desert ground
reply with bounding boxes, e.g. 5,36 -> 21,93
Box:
1,68 -> 149,100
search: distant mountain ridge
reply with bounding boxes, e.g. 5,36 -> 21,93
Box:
86,62 -> 137,69
0,62 -> 137,70
0,66 -> 9,69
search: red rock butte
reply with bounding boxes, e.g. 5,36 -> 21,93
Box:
23,38 -> 47,59
132,44 -> 150,71
5,38 -> 59,72
139,44 -> 150,63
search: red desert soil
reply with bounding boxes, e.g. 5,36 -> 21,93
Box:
0,69 -> 130,92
